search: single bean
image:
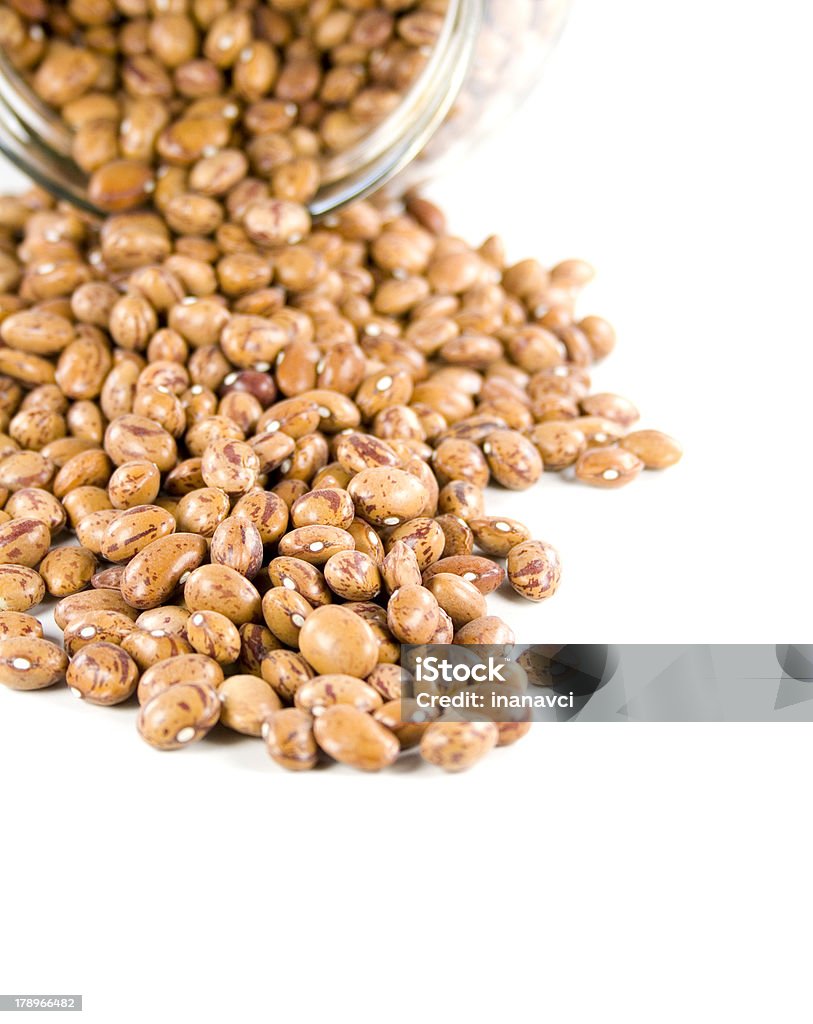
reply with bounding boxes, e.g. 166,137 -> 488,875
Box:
263,708 -> 318,771
66,642 -> 139,705
0,636 -> 68,690
137,682 -> 221,750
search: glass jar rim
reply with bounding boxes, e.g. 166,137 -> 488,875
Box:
0,0 -> 480,218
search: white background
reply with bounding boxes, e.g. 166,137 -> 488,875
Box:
1,1 -> 813,1021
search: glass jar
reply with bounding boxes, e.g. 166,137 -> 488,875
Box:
0,0 -> 569,217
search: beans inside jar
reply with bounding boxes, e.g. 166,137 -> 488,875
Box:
0,15 -> 680,772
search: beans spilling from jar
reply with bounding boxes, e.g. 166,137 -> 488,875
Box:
0,0 -> 451,213
0,178 -> 681,772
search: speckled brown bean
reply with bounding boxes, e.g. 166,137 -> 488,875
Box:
137,682 -> 221,750
387,584 -> 440,644
435,514 -> 474,557
260,649 -> 314,703
365,663 -> 405,702
62,486 -> 111,529
39,545 -> 96,597
4,488 -> 66,533
278,525 -> 355,565
298,604 -> 378,678
454,615 -> 516,644
100,504 -> 176,562
238,623 -> 281,675
0,636 -> 68,690
528,421 -> 587,470
571,416 -> 625,448
62,610 -> 137,656
468,516 -> 531,558
261,587 -> 313,647
135,607 -> 191,639
75,508 -> 119,554
507,540 -> 562,602
183,564 -> 262,625
386,517 -> 445,571
290,487 -> 355,529
0,451 -> 55,492
164,459 -> 206,498
122,630 -> 194,672
422,555 -> 505,595
346,466 -> 427,528
419,721 -> 499,772
0,350 -> 57,387
104,415 -> 177,472
201,437 -> 260,494
381,540 -> 422,594
295,674 -> 383,715
267,556 -> 332,608
66,642 -> 139,705
313,704 -> 399,772
1,309 -> 75,354
250,431 -> 295,474
580,393 -> 639,428
482,429 -> 543,490
210,517 -> 264,578
231,490 -> 289,544
272,479 -> 309,509
620,430 -> 683,469
219,675 -> 282,737
345,602 -> 399,665
424,572 -> 487,629
432,438 -> 489,489
54,588 -> 138,630
186,610 -> 241,664
0,610 -> 43,639
334,433 -> 400,475
52,448 -> 112,499
175,487 -> 230,537
9,408 -> 66,451
137,654 -> 224,706
107,460 -> 161,509
575,447 -> 643,488
373,699 -> 439,750
91,566 -> 126,590
497,721 -> 533,747
263,708 -> 318,771
578,316 -> 616,360
121,533 -> 208,609
0,518 -> 51,567
437,480 -> 485,521
323,550 -> 381,601
0,565 -> 45,611
346,519 -> 385,565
